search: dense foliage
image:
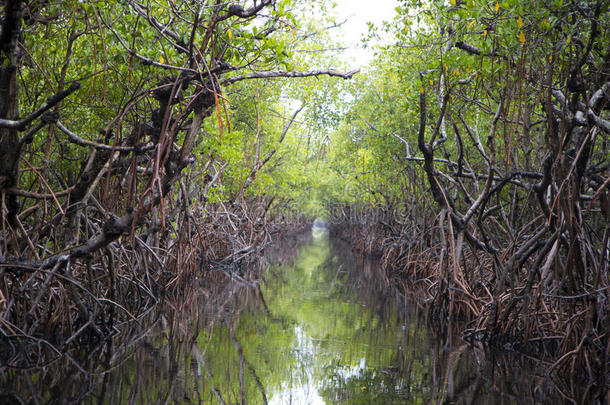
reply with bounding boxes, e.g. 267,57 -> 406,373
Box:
322,0 -> 609,393
0,0 -> 608,401
0,0 -> 355,367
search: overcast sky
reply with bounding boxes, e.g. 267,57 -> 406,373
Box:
331,0 -> 398,65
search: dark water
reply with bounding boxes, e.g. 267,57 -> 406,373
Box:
1,228 -> 598,404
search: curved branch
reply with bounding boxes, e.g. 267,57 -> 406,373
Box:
217,1 -> 273,22
56,121 -> 153,152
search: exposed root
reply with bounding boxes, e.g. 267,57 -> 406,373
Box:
328,207 -> 608,399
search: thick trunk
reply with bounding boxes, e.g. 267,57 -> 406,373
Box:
0,0 -> 24,226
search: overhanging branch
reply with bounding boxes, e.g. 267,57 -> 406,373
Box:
222,69 -> 360,85
0,82 -> 80,130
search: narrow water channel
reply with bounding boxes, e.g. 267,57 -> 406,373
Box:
98,227 -> 567,404
4,228 -> 577,403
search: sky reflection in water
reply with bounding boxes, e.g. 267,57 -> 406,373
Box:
262,230 -> 422,403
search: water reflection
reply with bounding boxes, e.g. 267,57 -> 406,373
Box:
264,231 -> 407,403
1,230 -> 600,403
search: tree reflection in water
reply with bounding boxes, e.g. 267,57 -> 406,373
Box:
1,231 -> 601,404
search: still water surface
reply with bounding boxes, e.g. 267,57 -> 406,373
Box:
106,228 -> 564,404
4,228 -> 577,403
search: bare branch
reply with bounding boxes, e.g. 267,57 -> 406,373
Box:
0,82 -> 80,130
222,69 -> 360,85
56,121 -> 153,152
